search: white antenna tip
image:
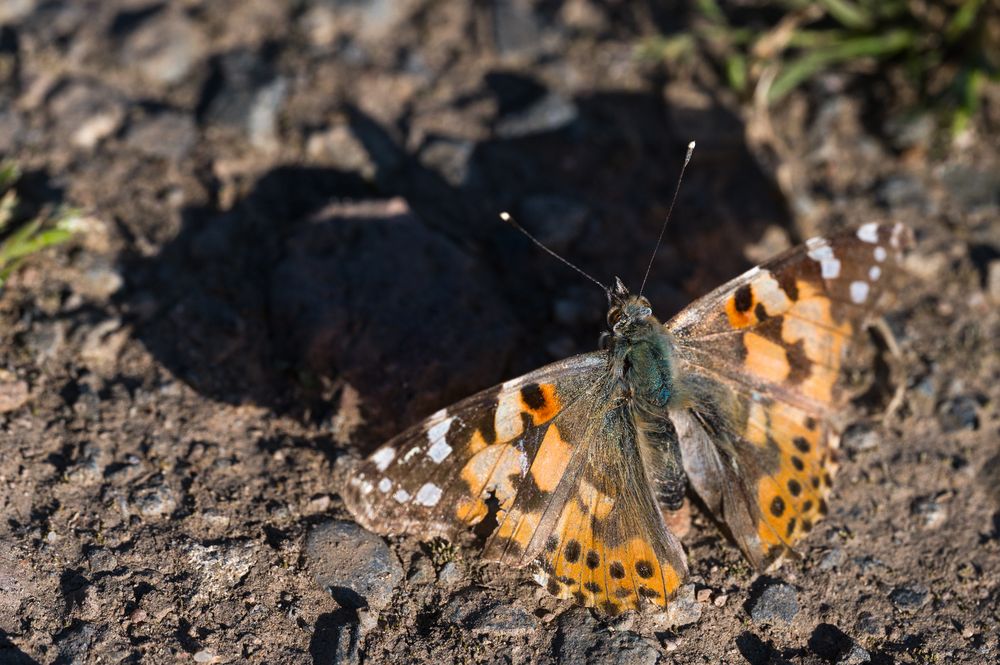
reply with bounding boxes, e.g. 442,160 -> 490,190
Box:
500,211 -> 512,221
687,140 -> 696,150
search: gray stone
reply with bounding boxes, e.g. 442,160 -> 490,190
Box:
940,164 -> 1000,211
495,91 -> 578,138
910,495 -> 947,529
202,50 -> 288,150
126,112 -> 197,161
418,137 -> 476,187
441,588 -> 537,637
747,580 -> 799,623
556,608 -> 659,665
939,395 -> 980,432
818,547 -> 845,571
841,424 -> 879,453
437,561 -> 463,586
54,621 -> 99,665
306,520 -> 402,611
129,483 -> 177,518
122,10 -> 206,86
889,585 -> 928,610
48,81 -> 125,150
837,644 -> 872,665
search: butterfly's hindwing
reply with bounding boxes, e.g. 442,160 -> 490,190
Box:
668,222 -> 910,566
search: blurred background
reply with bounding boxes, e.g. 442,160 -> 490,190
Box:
0,1 -> 997,663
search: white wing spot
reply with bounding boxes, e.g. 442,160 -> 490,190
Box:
869,265 -> 881,281
874,246 -> 887,262
402,446 -> 421,463
372,447 -> 395,472
807,241 -> 841,279
378,478 -> 392,493
392,488 -> 411,503
850,281 -> 870,304
427,439 -> 453,464
857,222 -> 879,243
426,415 -> 454,452
415,483 -> 442,507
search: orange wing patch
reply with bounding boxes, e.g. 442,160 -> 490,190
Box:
743,396 -> 835,557
532,478 -> 683,616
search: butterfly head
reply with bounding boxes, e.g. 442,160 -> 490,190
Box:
606,277 -> 655,337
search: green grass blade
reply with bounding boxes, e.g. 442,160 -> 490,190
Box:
946,0 -> 985,42
768,29 -> 916,103
817,0 -> 874,30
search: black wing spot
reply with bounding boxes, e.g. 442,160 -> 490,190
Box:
546,578 -> 561,595
638,586 -> 661,599
734,284 -> 753,312
564,540 -> 581,563
600,601 -> 622,616
754,302 -> 769,322
802,519 -> 813,532
572,590 -> 586,604
584,582 -> 602,593
793,437 -> 811,453
770,496 -> 786,517
811,476 -> 821,489
585,550 -> 600,570
609,562 -> 626,579
791,455 -> 805,471
520,383 -> 546,410
787,479 -> 802,497
545,535 -> 559,553
804,416 -> 817,430
818,499 -> 828,516
635,560 -> 654,579
822,472 -> 833,488
786,517 -> 797,538
614,587 -> 633,599
802,500 -> 813,512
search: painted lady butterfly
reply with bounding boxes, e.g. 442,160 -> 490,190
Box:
343,219 -> 912,616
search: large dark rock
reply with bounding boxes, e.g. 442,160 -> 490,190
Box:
269,198 -> 519,443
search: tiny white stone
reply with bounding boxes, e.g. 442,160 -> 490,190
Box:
372,447 -> 395,472
869,265 -> 881,281
857,222 -> 879,243
874,246 -> 887,262
427,438 -> 453,464
890,222 -> 905,248
850,281 -> 869,303
393,488 -> 411,503
415,482 -> 442,507
378,478 -> 392,493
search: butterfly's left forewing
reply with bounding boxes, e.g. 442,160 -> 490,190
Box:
343,353 -> 606,541
344,352 -> 688,614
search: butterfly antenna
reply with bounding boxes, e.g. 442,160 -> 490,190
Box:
500,211 -> 617,299
638,140 -> 696,298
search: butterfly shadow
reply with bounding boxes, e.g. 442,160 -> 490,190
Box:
119,72 -> 792,454
0,631 -> 41,665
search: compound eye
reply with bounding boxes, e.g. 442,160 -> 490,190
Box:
607,307 -> 622,327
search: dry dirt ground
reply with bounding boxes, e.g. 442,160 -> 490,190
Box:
0,1 -> 998,664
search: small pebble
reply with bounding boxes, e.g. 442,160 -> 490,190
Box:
747,580 -> 799,623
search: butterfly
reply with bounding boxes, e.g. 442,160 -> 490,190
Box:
342,220 -> 912,616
